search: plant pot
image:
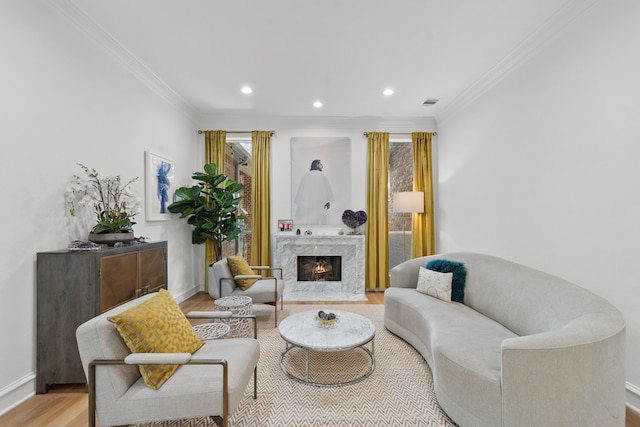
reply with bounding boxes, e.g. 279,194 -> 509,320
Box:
88,232 -> 136,246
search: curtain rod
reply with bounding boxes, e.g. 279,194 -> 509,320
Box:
363,131 -> 437,137
198,130 -> 275,136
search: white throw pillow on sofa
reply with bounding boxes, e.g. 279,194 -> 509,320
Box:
416,266 -> 453,302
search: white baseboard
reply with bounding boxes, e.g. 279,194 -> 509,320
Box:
627,381 -> 640,413
173,284 -> 203,304
0,372 -> 35,417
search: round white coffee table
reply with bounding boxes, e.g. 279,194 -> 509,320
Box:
278,310 -> 375,387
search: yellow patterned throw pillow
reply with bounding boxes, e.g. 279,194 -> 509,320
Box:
107,289 -> 204,389
227,254 -> 258,290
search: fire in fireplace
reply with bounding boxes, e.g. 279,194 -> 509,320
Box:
297,256 -> 342,281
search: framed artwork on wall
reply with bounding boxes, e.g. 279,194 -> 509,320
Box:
291,137 -> 351,226
145,151 -> 175,221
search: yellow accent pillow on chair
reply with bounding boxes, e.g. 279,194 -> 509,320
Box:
226,254 -> 258,290
107,289 -> 204,389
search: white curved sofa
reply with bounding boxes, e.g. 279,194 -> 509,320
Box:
384,252 -> 626,427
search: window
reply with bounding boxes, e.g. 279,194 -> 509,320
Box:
388,141 -> 414,269
221,140 -> 252,260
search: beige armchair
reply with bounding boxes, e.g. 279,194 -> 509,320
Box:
76,293 -> 259,427
209,258 -> 284,326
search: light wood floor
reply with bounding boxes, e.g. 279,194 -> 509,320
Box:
2,290 -> 638,427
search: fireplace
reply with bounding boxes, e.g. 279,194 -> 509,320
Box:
274,234 -> 366,301
297,256 -> 342,281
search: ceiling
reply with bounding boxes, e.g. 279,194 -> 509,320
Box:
61,0 -> 583,119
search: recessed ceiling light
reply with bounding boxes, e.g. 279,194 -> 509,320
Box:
383,88 -> 394,96
241,86 -> 253,94
313,101 -> 323,108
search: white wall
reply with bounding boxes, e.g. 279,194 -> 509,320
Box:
0,1 -> 200,413
436,0 -> 640,408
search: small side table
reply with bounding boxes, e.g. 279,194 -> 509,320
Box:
214,295 -> 253,338
193,322 -> 230,341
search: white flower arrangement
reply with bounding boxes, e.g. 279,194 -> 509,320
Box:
65,164 -> 141,239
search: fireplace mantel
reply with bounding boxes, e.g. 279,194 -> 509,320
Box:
274,235 -> 366,301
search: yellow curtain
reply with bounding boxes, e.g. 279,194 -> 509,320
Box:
250,131 -> 272,268
365,132 -> 390,290
203,130 -> 226,292
411,132 -> 437,257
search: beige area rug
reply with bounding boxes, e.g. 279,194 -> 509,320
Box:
136,304 -> 458,427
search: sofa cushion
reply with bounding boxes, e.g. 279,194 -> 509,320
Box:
426,259 -> 467,303
384,286 -> 516,427
416,266 -> 452,302
432,307 -> 517,427
107,289 -> 204,389
230,277 -> 284,303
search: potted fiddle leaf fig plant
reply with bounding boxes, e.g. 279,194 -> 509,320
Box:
168,163 -> 245,259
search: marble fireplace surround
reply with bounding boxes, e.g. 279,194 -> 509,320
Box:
274,234 -> 366,301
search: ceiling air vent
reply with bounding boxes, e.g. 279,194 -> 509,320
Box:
422,98 -> 439,106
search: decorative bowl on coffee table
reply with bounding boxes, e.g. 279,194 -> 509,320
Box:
314,311 -> 340,328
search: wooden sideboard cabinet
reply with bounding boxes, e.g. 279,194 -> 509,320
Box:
36,241 -> 168,393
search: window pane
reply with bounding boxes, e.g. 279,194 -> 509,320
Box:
388,141 -> 414,269
221,141 -> 252,260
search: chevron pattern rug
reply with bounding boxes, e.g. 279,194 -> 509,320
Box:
135,304 -> 457,427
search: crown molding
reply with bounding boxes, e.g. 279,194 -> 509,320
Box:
436,0 -> 603,124
47,0 -> 597,128
198,114 -> 436,133
46,0 -> 200,123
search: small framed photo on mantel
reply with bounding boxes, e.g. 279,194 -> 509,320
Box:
278,219 -> 293,233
